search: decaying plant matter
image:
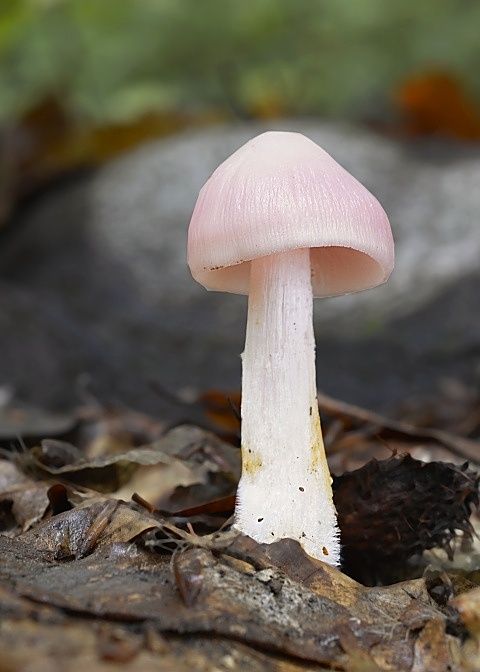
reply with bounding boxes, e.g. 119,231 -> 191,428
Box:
1,390 -> 480,670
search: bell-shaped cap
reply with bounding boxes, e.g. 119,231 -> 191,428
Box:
188,131 -> 394,297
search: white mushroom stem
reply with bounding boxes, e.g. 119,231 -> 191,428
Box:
236,248 -> 340,565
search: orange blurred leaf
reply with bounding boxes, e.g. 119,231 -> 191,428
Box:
395,71 -> 480,140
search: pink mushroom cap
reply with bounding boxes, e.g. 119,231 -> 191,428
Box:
188,131 -> 394,297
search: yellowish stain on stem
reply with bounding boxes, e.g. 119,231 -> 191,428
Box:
241,446 -> 263,476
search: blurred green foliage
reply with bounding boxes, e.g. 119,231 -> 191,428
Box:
1,0 -> 479,125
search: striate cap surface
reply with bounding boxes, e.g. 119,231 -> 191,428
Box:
188,131 -> 394,297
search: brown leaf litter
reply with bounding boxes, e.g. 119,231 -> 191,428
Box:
1,388 -> 480,670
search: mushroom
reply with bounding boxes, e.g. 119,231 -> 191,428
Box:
187,131 -> 394,565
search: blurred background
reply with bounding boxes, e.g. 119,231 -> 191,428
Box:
1,0 -> 480,428
2,0 -> 480,211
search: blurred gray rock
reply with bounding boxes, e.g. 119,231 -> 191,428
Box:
1,120 -> 480,416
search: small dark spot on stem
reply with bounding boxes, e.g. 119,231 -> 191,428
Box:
257,517 -> 264,523
322,546 -> 329,556
309,406 -> 312,416
299,486 -> 304,492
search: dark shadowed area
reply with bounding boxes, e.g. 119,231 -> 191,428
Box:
1,122 -> 480,420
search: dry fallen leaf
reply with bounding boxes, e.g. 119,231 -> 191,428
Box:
0,528 -> 466,672
1,391 -> 480,669
0,459 -> 50,534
